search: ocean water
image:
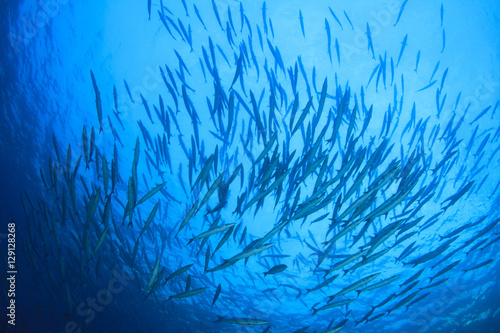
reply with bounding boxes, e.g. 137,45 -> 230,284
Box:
1,0 -> 500,332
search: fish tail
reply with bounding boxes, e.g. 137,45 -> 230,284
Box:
214,315 -> 225,323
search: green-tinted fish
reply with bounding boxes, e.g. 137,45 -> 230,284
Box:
164,264 -> 193,284
176,199 -> 199,236
144,256 -> 162,293
188,223 -> 235,245
90,227 -> 108,260
306,274 -> 339,294
328,273 -> 380,301
196,173 -> 224,214
227,242 -> 275,262
253,132 -> 277,167
292,97 -> 313,135
144,268 -> 165,300
136,182 -> 166,207
312,299 -> 356,316
131,237 -> 140,267
323,250 -> 368,277
192,153 -> 215,190
86,187 -> 101,223
214,316 -> 270,326
139,201 -> 159,238
212,225 -> 234,258
356,274 -> 401,297
406,292 -> 430,312
387,291 -> 419,315
206,258 -> 239,273
167,287 -> 208,301
429,260 -> 460,283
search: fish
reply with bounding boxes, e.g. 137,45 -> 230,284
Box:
299,10 -> 305,37
193,4 -> 206,30
90,70 -> 103,132
306,274 -> 339,294
176,200 -> 199,236
262,2 -> 268,35
394,0 -> 408,26
417,80 -> 437,92
356,275 -> 401,297
387,291 -> 419,315
230,53 -> 243,89
292,97 -> 313,135
328,7 -> 343,30
325,19 -> 332,64
136,182 -> 166,207
264,264 -> 287,276
396,34 -> 408,67
90,226 -> 108,260
440,3 -> 444,26
430,260 -> 461,283
138,201 -> 159,238
415,50 -> 421,72
187,223 -> 235,245
406,292 -> 430,312
328,273 -> 380,301
212,283 -> 221,308
440,67 -> 448,91
140,94 -> 154,124
470,105 -> 492,125
211,0 -> 224,31
196,173 -> 224,214
334,38 -> 340,65
312,299 -> 355,316
463,259 -> 494,273
253,131 -> 278,166
167,287 -> 208,301
366,23 -> 375,59
226,242 -> 275,263
441,181 -> 474,211
441,28 -> 446,52
144,256 -> 162,293
214,316 -> 270,326
164,264 -> 193,284
344,10 -> 354,30
403,236 -> 459,267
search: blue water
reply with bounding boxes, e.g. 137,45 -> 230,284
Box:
1,0 -> 500,332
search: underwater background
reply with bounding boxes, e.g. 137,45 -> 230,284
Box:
1,0 -> 500,332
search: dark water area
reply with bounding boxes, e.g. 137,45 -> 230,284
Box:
1,1 -> 500,332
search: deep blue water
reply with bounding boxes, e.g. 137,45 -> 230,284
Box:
1,0 -> 500,332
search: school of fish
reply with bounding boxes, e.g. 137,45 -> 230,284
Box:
18,1 -> 500,332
